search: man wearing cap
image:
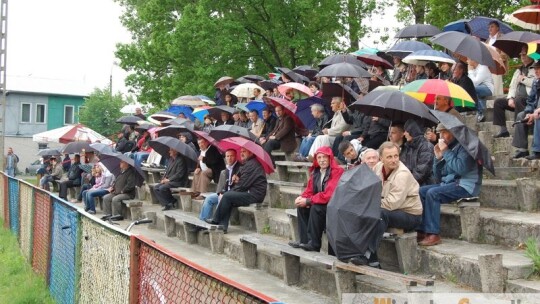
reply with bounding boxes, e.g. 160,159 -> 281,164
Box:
417,123 -> 482,246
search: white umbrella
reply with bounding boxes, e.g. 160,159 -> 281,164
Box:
171,95 -> 207,106
33,124 -> 113,145
402,50 -> 456,66
230,83 -> 265,98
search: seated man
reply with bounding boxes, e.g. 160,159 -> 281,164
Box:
39,156 -> 63,191
216,111 -> 234,126
401,119 -> 434,186
296,103 -> 328,161
248,110 -> 264,138
58,154 -> 83,200
417,123 -> 483,246
332,109 -> 369,163
288,146 -> 344,252
309,97 -> 350,158
205,147 -> 267,233
190,137 -> 225,199
101,160 -> 136,219
198,149 -> 240,222
263,105 -> 296,164
154,148 -> 189,210
358,116 -> 390,149
389,124 -> 405,153
258,108 -> 276,145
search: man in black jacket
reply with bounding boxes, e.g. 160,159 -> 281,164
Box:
58,154 -> 83,200
101,160 -> 136,218
258,108 -> 276,145
155,149 -> 189,210
190,137 -> 225,198
206,147 -> 267,233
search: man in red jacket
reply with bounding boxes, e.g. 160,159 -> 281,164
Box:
288,146 -> 344,252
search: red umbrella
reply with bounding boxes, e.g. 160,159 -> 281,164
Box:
263,96 -> 305,129
218,137 -> 274,174
356,54 -> 393,69
277,82 -> 314,99
509,5 -> 540,31
191,130 -> 221,150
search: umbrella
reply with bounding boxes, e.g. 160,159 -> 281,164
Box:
453,42 -> 506,75
259,80 -> 280,90
195,95 -> 216,105
430,110 -> 495,175
170,95 -> 207,107
317,62 -> 371,78
384,40 -> 432,59
207,105 -> 236,121
161,117 -> 195,130
321,83 -> 360,105
231,83 -> 265,98
527,40 -> 540,60
134,124 -> 155,134
210,125 -> 258,141
467,16 -> 513,41
218,137 -> 274,174
351,47 -> 379,56
120,103 -> 153,114
292,65 -> 319,80
508,5 -> 540,31
356,54 -> 393,69
37,148 -> 62,157
214,76 -> 235,88
442,19 -> 471,34
318,54 -> 367,69
116,116 -> 144,125
191,130 -> 221,151
327,164 -> 384,261
402,49 -> 456,66
277,82 -> 314,100
235,101 -> 267,118
32,124 -> 113,144
166,105 -> 195,121
492,31 -> 540,58
148,111 -> 177,125
99,153 -> 145,187
149,136 -> 198,162
238,75 -> 265,83
192,106 -> 213,123
89,143 -> 117,155
63,141 -> 97,154
156,125 -> 191,138
350,90 -> 438,126
295,97 -> 330,130
430,31 -> 496,68
275,67 -> 310,84
401,79 -> 476,108
395,24 -> 441,38
263,96 -> 305,129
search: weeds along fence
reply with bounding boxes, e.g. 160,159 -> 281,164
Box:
0,173 -> 279,304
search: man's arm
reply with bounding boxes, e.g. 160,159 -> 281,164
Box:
273,116 -> 294,140
381,172 -> 414,211
166,157 -> 187,182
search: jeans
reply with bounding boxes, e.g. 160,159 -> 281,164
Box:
475,84 -> 492,115
380,209 -> 422,232
299,136 -> 316,157
532,119 -> 540,153
199,193 -> 219,220
6,167 -> 15,177
418,183 -> 472,234
212,191 -> 258,231
78,184 -> 92,201
83,189 -> 109,212
40,175 -> 57,190
134,152 -> 150,168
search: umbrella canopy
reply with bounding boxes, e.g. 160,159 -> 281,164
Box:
170,95 -> 207,107
116,116 -> 144,125
295,97 -> 330,130
263,96 -> 305,129
148,111 -> 177,125
207,105 -> 236,121
402,49 -> 456,66
149,136 -> 198,162
37,148 -> 62,157
317,62 -> 371,78
318,54 -> 367,69
527,40 -> 540,60
210,125 -> 257,141
356,54 -> 393,69
277,82 -> 314,100
161,117 -> 195,130
192,106 -> 213,123
492,31 -> 540,58
166,105 -> 195,121
275,67 -> 310,84
89,143 -> 117,155
120,103 -> 153,114
351,47 -> 379,56
395,24 -> 441,38
156,125 -> 191,138
238,75 -> 265,83
384,40 -> 432,59
456,42 -> 506,75
134,124 -> 155,134
321,83 -> 360,105
63,141 -> 98,154
33,124 -> 112,144
195,95 -> 216,106
292,65 -> 319,80
350,90 -> 438,126
327,164 -> 384,260
218,137 -> 274,174
508,5 -> 540,31
259,80 -> 280,90
467,16 -> 513,41
430,110 -> 495,175
231,83 -> 265,98
430,31 -> 495,68
99,153 -> 145,187
214,76 -> 235,88
236,101 -> 267,118
402,79 -> 476,108
191,130 -> 220,146
442,19 -> 471,34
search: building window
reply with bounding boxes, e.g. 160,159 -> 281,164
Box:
64,105 -> 74,125
21,103 -> 31,123
36,104 -> 46,123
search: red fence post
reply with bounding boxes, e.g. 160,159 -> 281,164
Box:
129,236 -> 141,304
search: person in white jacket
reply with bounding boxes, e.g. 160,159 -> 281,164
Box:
308,97 -> 351,158
468,59 -> 494,122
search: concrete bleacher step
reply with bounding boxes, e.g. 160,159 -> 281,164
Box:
485,166 -> 540,180
480,179 -> 540,211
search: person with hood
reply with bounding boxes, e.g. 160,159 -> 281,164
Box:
401,119 -> 434,186
288,146 -> 344,252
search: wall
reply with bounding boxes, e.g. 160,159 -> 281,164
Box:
47,95 -> 85,130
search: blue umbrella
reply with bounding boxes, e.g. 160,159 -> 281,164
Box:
467,16 -> 513,41
295,97 -> 329,130
166,105 -> 195,121
442,19 -> 471,34
245,100 -> 267,118
192,108 -> 210,123
384,41 -> 432,59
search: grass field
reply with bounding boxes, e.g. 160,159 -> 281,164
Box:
0,219 -> 55,303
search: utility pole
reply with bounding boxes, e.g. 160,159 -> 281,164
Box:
0,0 -> 8,166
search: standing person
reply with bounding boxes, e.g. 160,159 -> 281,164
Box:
288,146 -> 344,252
190,137 -> 225,199
39,156 -> 63,190
4,147 -> 19,177
468,59 -> 494,122
154,149 -> 189,211
101,161 -> 136,219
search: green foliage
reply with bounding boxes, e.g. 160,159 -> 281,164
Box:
0,219 -> 55,303
78,86 -> 129,138
525,237 -> 540,276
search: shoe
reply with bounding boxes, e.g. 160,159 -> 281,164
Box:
299,243 -> 318,252
493,131 -> 510,138
416,231 -> 426,242
288,241 -> 301,248
204,218 -> 218,225
162,204 -> 173,211
525,153 -> 540,160
349,256 -> 369,266
513,151 -> 529,159
70,199 -> 77,203
418,234 -> 441,246
87,210 -> 96,215
367,252 -> 381,269
101,214 -> 112,221
476,114 -> 485,123
293,155 -> 307,162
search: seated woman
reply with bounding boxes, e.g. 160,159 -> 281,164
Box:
39,156 -> 63,191
82,165 -> 114,214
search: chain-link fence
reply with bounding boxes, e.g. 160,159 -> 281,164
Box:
32,188 -> 52,278
19,181 -> 34,262
8,176 -> 18,234
79,216 -> 130,304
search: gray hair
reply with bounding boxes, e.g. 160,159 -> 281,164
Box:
310,103 -> 324,113
360,148 -> 379,161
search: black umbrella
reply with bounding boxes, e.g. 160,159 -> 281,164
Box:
63,142 -> 97,154
395,24 -> 441,38
134,124 -> 154,133
116,116 -> 143,125
161,117 -> 195,130
318,54 -> 367,69
384,40 -> 432,59
37,148 -> 62,157
350,90 -> 438,126
276,67 -> 309,84
156,125 -> 192,138
317,62 -> 371,78
327,164 -> 384,261
321,83 -> 360,105
209,125 -> 258,141
149,136 -> 198,161
430,110 -> 495,175
207,105 -> 236,121
99,153 -> 145,187
237,75 -> 265,83
430,31 -> 495,68
292,65 -> 319,80
89,143 -> 117,155
259,80 -> 281,91
492,31 -> 540,58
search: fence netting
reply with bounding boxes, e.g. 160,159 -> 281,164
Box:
49,199 -> 79,304
79,216 -> 131,304
19,182 -> 34,262
32,189 -> 52,277
8,177 -> 19,234
0,173 -> 4,222
138,242 -> 268,304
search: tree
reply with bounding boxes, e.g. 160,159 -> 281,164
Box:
78,87 -> 130,138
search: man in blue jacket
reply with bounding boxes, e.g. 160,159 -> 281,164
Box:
417,123 -> 482,246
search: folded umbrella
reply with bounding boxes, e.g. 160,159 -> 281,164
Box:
401,79 -> 476,108
492,31 -> 540,58
384,40 -> 432,59
218,137 -> 274,174
317,62 -> 371,78
116,116 -> 144,126
63,141 -> 97,154
402,49 -> 456,66
149,136 -> 198,162
209,125 -> 257,141
430,31 -> 495,68
395,24 -> 441,38
99,153 -> 145,187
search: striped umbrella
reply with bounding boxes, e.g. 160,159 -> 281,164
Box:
401,79 -> 475,108
527,40 -> 540,60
